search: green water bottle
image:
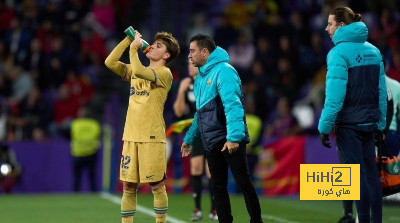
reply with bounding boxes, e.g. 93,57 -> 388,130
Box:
124,26 -> 151,53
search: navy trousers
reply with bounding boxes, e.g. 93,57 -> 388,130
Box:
335,127 -> 382,223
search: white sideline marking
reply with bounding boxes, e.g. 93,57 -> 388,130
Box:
100,192 -> 187,223
262,214 -> 299,223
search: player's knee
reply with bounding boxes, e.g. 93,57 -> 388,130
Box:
123,182 -> 138,191
149,180 -> 165,190
191,166 -> 203,175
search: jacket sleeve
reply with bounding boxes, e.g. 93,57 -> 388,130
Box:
318,50 -> 348,135
104,37 -> 132,79
184,112 -> 201,146
217,65 -> 246,143
377,62 -> 387,131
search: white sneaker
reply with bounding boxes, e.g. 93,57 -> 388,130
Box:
190,209 -> 202,221
209,210 -> 218,221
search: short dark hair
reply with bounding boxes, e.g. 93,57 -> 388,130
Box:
190,34 -> 216,54
155,32 -> 180,63
330,7 -> 362,24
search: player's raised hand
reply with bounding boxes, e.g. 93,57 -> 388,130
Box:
130,30 -> 143,49
181,142 -> 193,157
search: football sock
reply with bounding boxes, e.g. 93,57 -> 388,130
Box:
152,185 -> 168,223
208,179 -> 216,211
121,190 -> 137,223
191,175 -> 202,209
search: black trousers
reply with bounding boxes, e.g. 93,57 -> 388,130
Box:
73,153 -> 97,192
336,127 -> 382,223
206,141 -> 262,223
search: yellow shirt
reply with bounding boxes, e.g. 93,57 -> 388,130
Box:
71,118 -> 101,157
104,38 -> 172,142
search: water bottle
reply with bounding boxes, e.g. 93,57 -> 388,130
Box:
124,26 -> 151,53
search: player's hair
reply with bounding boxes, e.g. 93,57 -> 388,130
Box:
330,7 -> 362,24
155,32 -> 180,63
190,34 -> 216,54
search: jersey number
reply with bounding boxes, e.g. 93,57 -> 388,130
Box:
121,155 -> 131,169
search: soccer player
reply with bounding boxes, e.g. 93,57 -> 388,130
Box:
173,60 -> 217,221
104,29 -> 180,223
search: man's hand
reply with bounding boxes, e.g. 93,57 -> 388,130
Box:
181,142 -> 193,157
221,141 -> 239,154
320,134 -> 331,148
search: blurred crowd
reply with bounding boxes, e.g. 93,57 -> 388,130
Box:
0,0 -> 399,142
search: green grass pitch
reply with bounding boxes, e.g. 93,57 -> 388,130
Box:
0,193 -> 399,223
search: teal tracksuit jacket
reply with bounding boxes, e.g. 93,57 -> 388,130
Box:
318,22 -> 387,135
184,47 -> 249,151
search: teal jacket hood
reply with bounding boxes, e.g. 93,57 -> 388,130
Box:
199,46 -> 230,76
332,22 -> 368,45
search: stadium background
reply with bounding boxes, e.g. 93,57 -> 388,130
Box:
0,0 -> 399,198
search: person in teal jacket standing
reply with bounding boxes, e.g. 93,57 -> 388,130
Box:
181,34 -> 262,223
318,7 -> 387,223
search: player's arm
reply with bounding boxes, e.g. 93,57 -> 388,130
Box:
104,37 -> 132,80
173,77 -> 191,118
128,43 -> 158,82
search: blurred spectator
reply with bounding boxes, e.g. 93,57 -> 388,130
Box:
90,0 -> 115,39
284,10 -> 310,47
7,65 -> 34,107
224,0 -> 250,29
245,60 -> 276,120
64,70 -> 94,106
274,56 -> 298,102
387,47 -> 400,82
228,29 -> 255,77
254,36 -> 277,74
80,26 -> 108,65
213,13 -> 238,50
111,0 -> 131,34
277,35 -> 299,70
0,40 -> 13,68
0,143 -> 22,194
16,86 -> 51,140
38,0 -> 64,28
263,96 -> 302,138
0,0 -> 15,38
44,36 -> 77,88
70,106 -> 101,192
0,66 -> 12,98
0,103 -> 6,140
35,19 -> 58,54
3,16 -> 33,64
22,38 -> 47,90
49,84 -> 80,138
298,31 -> 328,80
185,12 -> 214,45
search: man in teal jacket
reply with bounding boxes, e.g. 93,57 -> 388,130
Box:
318,7 -> 387,223
181,34 -> 262,223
